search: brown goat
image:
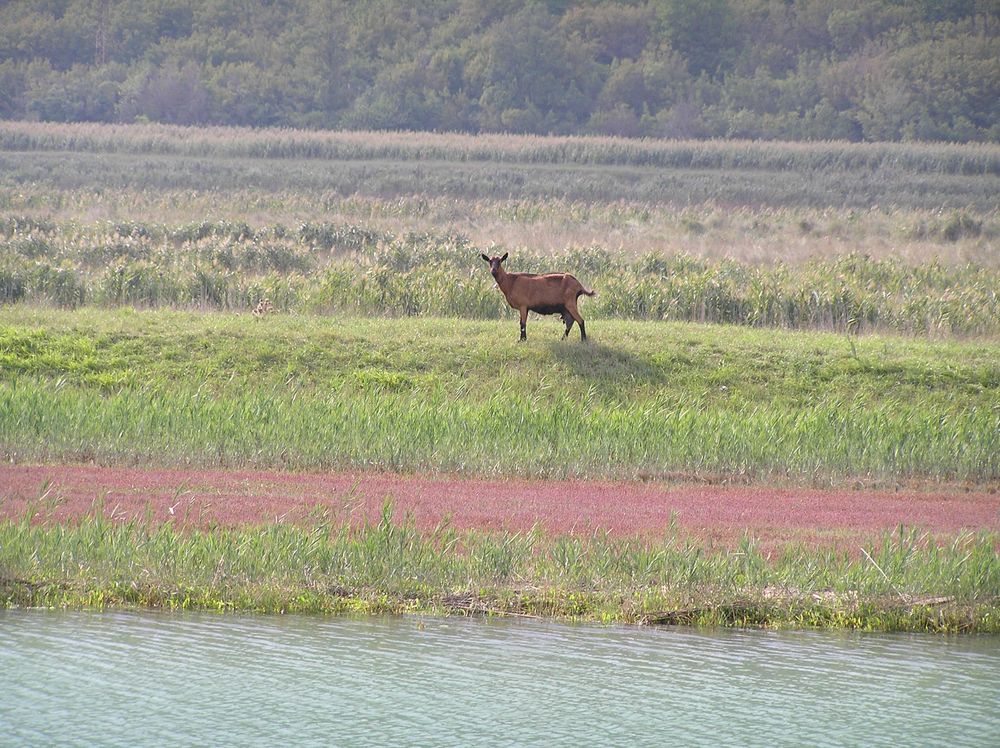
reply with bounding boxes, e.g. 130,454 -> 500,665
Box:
481,252 -> 595,341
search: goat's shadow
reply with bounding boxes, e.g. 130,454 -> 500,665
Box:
541,330 -> 664,392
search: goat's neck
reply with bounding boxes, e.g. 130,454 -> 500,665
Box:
493,266 -> 514,294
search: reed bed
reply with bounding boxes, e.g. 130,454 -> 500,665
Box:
3,121 -> 998,176
2,187 -> 995,268
4,149 -> 997,213
2,218 -> 997,336
2,506 -> 996,632
2,310 -> 997,486
5,121 -> 1000,214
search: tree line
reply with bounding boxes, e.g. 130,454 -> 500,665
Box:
0,0 -> 997,143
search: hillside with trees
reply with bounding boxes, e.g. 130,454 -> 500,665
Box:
0,0 -> 997,143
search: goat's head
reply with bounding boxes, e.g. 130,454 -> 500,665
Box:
481,252 -> 508,277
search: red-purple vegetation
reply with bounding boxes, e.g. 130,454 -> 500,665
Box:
2,465 -> 997,548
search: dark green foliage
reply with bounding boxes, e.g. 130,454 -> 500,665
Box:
0,0 -> 996,142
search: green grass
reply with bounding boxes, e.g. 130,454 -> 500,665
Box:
2,504 -> 997,632
2,308 -> 997,486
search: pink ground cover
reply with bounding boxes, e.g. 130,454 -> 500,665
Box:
2,464 -> 998,547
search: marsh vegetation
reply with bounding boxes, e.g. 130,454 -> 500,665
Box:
2,123 -> 997,630
2,124 -> 998,335
3,503 -> 997,632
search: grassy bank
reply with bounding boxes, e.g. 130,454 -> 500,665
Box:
2,505 -> 997,633
2,308 -> 997,486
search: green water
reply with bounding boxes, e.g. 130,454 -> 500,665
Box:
1,610 -> 998,747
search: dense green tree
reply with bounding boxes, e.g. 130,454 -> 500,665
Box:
24,62 -> 124,121
559,3 -> 655,63
465,5 -> 601,133
0,61 -> 28,119
116,59 -> 211,125
886,23 -> 1000,140
0,0 -> 994,142
653,0 -> 741,75
203,61 -> 289,127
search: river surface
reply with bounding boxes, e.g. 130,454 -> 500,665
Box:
1,610 -> 998,747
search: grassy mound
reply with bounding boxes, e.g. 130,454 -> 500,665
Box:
2,308 -> 997,486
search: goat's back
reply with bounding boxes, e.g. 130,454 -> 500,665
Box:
499,271 -> 594,307
510,271 -> 585,291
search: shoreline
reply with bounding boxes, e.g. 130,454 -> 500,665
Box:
3,463 -> 998,634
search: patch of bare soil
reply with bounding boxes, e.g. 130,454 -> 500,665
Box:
3,464 -> 997,548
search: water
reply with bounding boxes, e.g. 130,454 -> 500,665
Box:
1,611 -> 998,747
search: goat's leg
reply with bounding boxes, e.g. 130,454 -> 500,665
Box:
519,307 -> 528,341
566,300 -> 588,341
561,311 -> 575,338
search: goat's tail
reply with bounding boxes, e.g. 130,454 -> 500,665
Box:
578,287 -> 596,298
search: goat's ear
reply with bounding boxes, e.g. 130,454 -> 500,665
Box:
480,253 -> 490,263
500,252 -> 508,262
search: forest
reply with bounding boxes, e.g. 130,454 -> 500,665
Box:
0,0 -> 997,143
